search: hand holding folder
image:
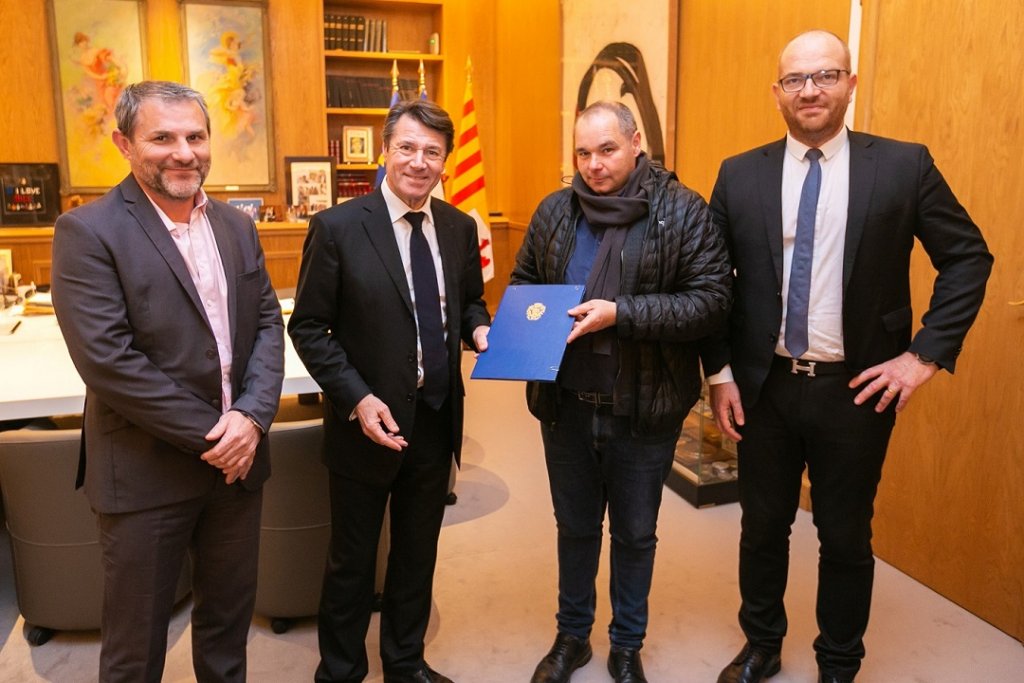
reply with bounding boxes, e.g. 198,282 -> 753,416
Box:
471,285 -> 584,382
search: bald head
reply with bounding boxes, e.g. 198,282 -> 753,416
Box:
778,30 -> 852,77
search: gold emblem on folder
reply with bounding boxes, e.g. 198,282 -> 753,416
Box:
526,303 -> 546,321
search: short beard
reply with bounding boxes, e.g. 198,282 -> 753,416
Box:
153,164 -> 209,200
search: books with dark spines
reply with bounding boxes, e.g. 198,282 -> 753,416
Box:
354,16 -> 366,52
330,14 -> 343,50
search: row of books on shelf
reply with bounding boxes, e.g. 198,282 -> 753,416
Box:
324,14 -> 387,53
337,172 -> 374,198
326,75 -> 420,109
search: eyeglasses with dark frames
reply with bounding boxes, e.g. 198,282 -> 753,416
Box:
777,69 -> 851,93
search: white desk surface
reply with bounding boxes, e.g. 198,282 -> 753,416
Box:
0,310 -> 320,421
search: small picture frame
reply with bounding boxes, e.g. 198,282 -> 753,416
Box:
226,197 -> 264,221
0,163 -> 62,226
342,125 -> 374,164
286,156 -> 337,218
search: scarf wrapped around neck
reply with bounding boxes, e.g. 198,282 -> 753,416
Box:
569,152 -> 650,358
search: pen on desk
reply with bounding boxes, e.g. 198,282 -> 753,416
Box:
9,320 -> 20,334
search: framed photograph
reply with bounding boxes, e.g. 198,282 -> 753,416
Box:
181,0 -> 276,191
286,156 -> 337,218
0,164 -> 62,227
342,125 -> 373,164
226,196 -> 264,221
561,0 -> 679,176
46,0 -> 147,193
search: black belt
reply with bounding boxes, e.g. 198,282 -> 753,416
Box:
772,355 -> 849,377
564,389 -> 615,405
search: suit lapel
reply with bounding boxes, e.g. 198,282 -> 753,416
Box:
759,140 -> 787,288
844,132 -> 877,292
206,201 -> 239,336
119,177 -> 211,327
433,203 -> 461,345
362,191 -> 415,316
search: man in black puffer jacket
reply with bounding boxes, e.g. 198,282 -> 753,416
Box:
512,101 -> 731,683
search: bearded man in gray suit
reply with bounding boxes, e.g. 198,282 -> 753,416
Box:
52,81 -> 284,683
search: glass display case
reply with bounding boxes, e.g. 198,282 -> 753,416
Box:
666,381 -> 739,507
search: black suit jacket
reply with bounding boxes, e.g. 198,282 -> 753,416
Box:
287,189 -> 490,485
51,175 -> 284,513
701,131 -> 992,409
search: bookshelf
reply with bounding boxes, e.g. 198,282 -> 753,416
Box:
322,0 -> 445,197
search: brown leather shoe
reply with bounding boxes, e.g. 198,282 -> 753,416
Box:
717,643 -> 781,683
607,647 -> 647,683
530,633 -> 592,683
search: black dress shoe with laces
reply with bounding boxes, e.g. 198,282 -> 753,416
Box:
607,647 -> 647,683
530,633 -> 593,683
717,643 -> 782,683
382,663 -> 453,683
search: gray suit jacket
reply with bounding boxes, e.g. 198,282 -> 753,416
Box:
52,174 -> 284,513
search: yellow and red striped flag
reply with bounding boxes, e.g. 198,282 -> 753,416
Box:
450,56 -> 494,282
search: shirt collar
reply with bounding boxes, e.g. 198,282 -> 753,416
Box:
139,187 -> 209,234
786,126 -> 849,163
381,178 -> 435,228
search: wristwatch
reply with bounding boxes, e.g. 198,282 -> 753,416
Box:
914,353 -> 938,366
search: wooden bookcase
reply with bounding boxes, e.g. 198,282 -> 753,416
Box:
322,0 -> 445,195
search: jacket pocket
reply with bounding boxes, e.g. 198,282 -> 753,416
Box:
881,305 -> 912,332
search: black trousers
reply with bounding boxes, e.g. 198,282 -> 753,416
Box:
316,398 -> 453,683
736,358 -> 895,679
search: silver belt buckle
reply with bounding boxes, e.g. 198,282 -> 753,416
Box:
790,358 -> 817,377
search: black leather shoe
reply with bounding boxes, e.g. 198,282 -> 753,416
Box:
717,643 -> 781,683
530,633 -> 592,683
382,663 -> 453,683
607,647 -> 647,683
818,672 -> 853,683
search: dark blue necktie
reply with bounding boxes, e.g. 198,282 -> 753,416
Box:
784,148 -> 823,359
406,211 -> 449,409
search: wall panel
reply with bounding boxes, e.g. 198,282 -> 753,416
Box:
675,0 -> 850,199
858,0 -> 1024,642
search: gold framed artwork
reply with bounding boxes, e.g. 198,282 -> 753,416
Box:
46,0 -> 147,193
180,0 -> 276,191
342,126 -> 373,164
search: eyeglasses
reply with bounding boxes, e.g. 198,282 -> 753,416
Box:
777,69 -> 850,93
389,143 -> 445,163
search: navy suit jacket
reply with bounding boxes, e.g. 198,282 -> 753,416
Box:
51,174 -> 284,513
287,189 -> 490,484
701,131 -> 992,409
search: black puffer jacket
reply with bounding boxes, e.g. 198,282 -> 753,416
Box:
511,162 -> 731,435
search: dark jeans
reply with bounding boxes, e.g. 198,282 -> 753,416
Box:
540,394 -> 678,650
736,361 -> 895,679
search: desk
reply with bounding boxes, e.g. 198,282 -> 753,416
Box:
0,311 -> 319,421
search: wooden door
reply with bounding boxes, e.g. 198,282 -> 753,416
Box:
857,0 -> 1024,642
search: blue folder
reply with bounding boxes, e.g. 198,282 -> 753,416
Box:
471,284 -> 585,382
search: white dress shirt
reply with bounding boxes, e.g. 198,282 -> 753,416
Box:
381,180 -> 448,388
709,127 -> 850,384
